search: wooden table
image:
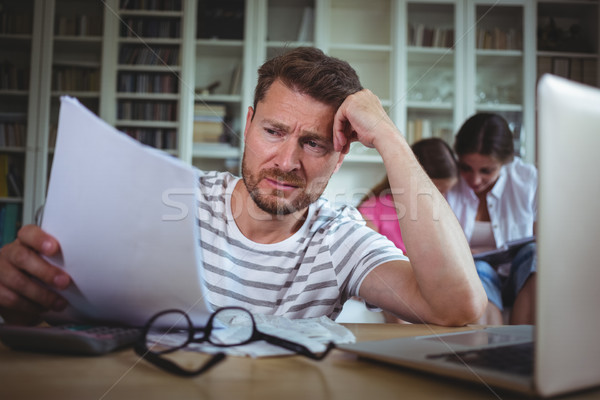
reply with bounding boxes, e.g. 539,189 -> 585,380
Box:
1,323 -> 599,400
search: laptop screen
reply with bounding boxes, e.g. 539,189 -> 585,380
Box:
536,74 -> 600,396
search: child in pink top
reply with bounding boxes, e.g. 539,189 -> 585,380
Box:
358,138 -> 458,256
359,193 -> 407,253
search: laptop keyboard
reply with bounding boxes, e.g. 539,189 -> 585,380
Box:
426,342 -> 534,376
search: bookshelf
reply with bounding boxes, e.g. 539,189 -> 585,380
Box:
467,1 -> 534,159
111,0 -> 184,154
2,0 -> 600,234
0,0 -> 35,244
191,0 -> 246,173
536,1 -> 599,87
314,0 -> 394,171
265,0 -> 316,54
403,1 -> 458,149
26,0 -> 107,235
49,0 -> 105,144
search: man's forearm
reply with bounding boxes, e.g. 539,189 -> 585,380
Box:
375,132 -> 486,325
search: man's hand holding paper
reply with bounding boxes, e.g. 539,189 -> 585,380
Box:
38,97 -> 211,327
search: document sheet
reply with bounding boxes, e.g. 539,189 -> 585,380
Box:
42,97 -> 211,327
148,313 -> 356,358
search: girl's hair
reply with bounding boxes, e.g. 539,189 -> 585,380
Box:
359,138 -> 457,204
453,113 -> 515,164
411,138 -> 458,180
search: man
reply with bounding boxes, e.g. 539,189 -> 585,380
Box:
0,47 -> 486,326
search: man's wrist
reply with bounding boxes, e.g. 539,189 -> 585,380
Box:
373,130 -> 411,162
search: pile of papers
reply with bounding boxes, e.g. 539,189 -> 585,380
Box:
150,314 -> 356,358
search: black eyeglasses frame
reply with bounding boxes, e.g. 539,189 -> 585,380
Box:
134,306 -> 335,377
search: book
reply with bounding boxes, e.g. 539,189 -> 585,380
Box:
1,203 -> 20,245
193,121 -> 225,143
552,58 -> 570,79
473,236 -> 536,266
193,103 -> 226,143
0,154 -> 9,197
229,62 -> 242,95
0,206 -> 5,246
7,168 -> 23,197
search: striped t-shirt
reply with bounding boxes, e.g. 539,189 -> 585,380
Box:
196,170 -> 408,320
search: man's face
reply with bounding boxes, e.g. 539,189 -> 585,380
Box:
241,80 -> 344,216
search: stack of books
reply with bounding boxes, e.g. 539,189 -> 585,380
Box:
193,103 -> 226,143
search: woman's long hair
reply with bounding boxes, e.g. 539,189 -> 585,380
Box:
359,138 -> 457,205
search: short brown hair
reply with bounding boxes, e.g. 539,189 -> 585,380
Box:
253,47 -> 363,113
453,113 -> 515,164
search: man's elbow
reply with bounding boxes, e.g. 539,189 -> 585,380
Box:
434,287 -> 488,327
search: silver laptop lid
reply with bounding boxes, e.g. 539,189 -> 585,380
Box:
536,75 -> 600,397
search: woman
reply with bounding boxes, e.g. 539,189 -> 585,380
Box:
446,113 -> 537,325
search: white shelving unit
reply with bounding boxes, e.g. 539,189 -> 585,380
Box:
2,0 -> 599,234
191,0 -> 248,174
466,1 -> 536,160
402,0 -> 461,150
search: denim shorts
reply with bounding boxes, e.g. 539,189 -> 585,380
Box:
475,243 -> 537,310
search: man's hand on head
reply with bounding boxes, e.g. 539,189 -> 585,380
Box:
333,89 -> 402,154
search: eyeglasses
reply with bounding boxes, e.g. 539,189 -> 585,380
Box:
134,306 -> 336,377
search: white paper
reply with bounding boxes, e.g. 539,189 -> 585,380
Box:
150,314 -> 356,358
42,97 -> 211,327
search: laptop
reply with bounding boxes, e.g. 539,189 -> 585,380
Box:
338,74 -> 600,398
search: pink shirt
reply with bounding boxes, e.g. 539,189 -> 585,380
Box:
358,194 -> 406,254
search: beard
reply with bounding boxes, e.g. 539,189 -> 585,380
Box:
241,156 -> 327,216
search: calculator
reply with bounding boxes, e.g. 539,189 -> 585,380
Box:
0,323 -> 142,355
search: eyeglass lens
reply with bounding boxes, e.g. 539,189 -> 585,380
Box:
207,307 -> 255,346
144,310 -> 195,353
145,307 -> 256,352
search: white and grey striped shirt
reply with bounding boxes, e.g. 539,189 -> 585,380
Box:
197,170 -> 408,320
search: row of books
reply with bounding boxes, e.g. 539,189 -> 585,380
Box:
120,18 -> 181,39
407,118 -> 454,145
197,0 -> 244,40
0,122 -> 26,147
538,57 -> 597,86
0,203 -> 21,247
0,12 -> 32,35
55,15 -> 103,37
118,72 -> 178,94
0,62 -> 29,90
52,67 -> 100,92
120,0 -> 182,11
117,100 -> 177,121
408,24 -> 455,48
0,154 -> 24,198
122,128 -> 177,150
476,28 -> 522,51
537,17 -> 593,53
119,45 -> 180,66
